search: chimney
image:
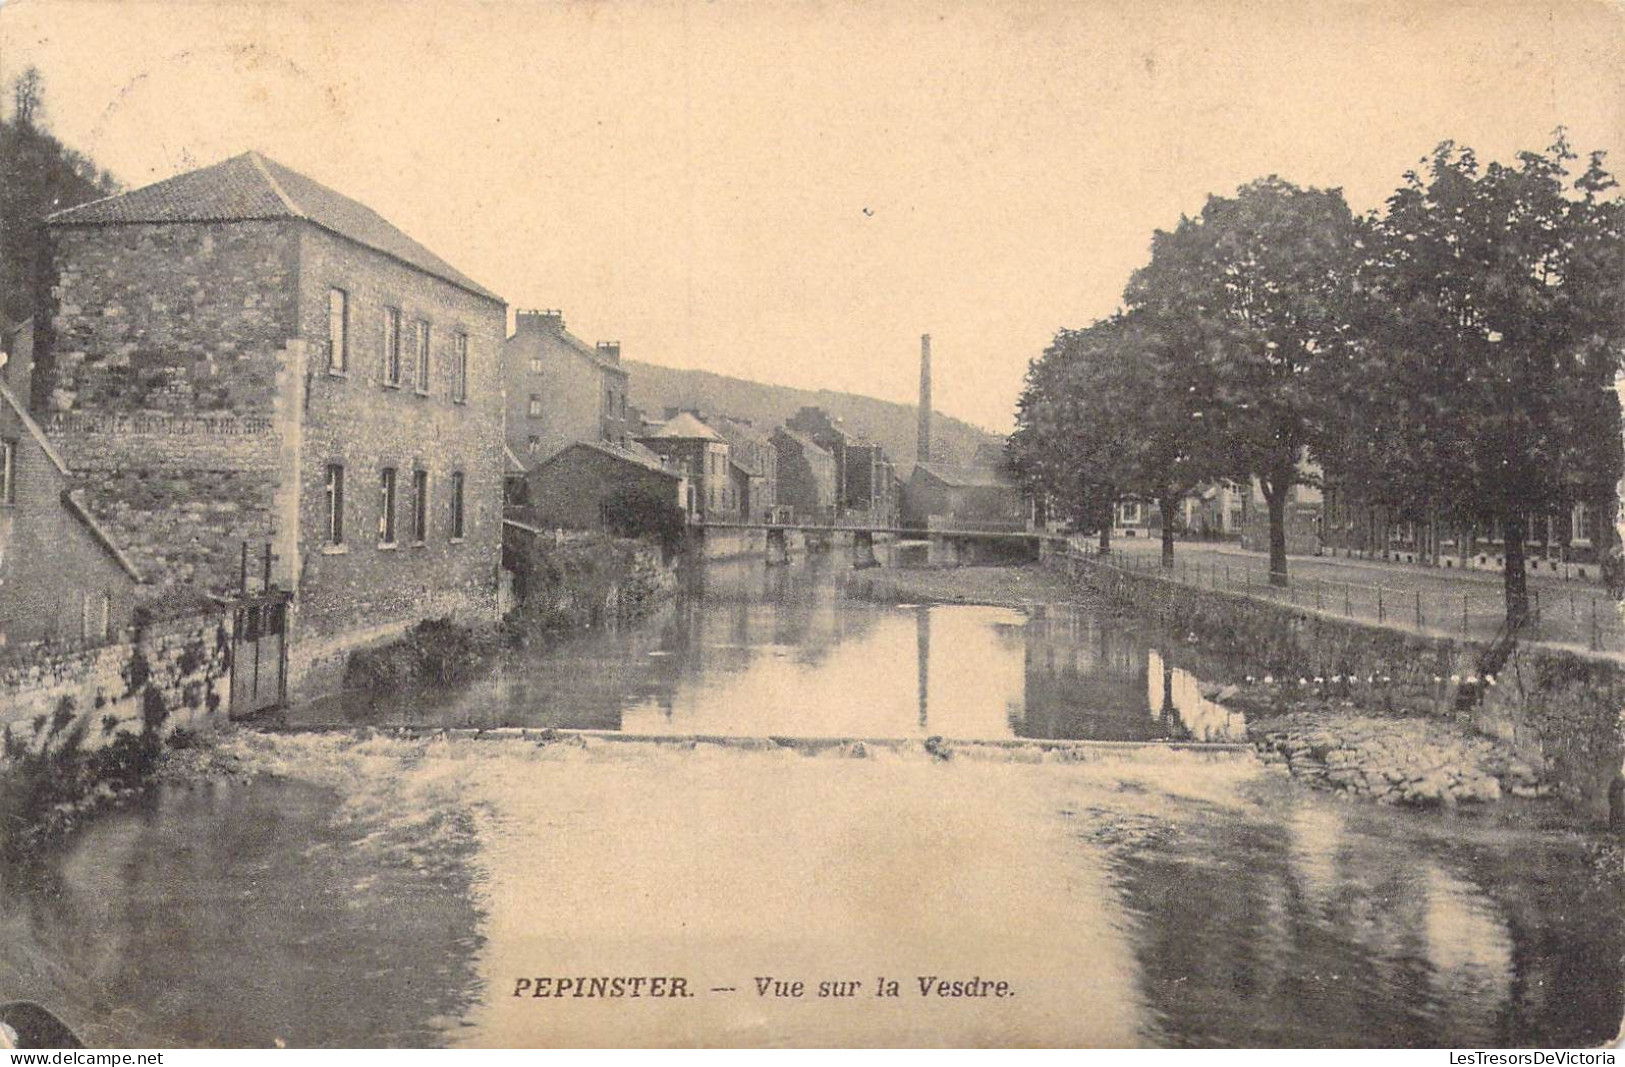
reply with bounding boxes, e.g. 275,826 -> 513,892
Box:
515,308 -> 565,335
917,333 -> 932,464
595,341 -> 621,363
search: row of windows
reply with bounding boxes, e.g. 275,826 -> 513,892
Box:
328,289 -> 468,402
323,463 -> 465,548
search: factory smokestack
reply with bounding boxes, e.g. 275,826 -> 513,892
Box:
917,333 -> 932,464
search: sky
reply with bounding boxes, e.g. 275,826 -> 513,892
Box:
1,0 -> 1621,433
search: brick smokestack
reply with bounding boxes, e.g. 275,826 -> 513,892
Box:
917,333 -> 932,464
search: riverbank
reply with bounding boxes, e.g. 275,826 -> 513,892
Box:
849,562 -> 1079,608
855,560 -> 1615,820
1049,552 -> 1625,824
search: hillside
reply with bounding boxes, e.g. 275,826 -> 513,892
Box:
625,361 -> 1003,477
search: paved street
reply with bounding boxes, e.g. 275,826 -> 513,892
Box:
1098,537 -> 1623,656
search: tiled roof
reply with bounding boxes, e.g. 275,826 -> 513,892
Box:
773,426 -> 831,456
642,411 -> 723,442
912,463 -> 1017,489
47,151 -> 502,303
704,415 -> 772,475
540,439 -> 680,478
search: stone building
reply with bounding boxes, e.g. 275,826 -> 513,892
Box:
36,151 -> 507,698
772,427 -> 836,523
0,380 -> 142,648
901,463 -> 1025,530
704,414 -> 777,523
785,406 -> 854,516
523,439 -> 686,531
844,442 -> 898,526
637,411 -> 735,522
502,309 -> 633,464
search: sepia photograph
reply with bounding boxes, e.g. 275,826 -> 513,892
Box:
0,0 -> 1622,1051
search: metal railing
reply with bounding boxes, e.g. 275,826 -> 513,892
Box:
1063,540 -> 1622,654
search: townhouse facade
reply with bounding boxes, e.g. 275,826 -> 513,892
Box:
704,413 -> 778,523
502,309 -> 633,463
638,411 -> 736,522
773,427 -> 837,523
36,151 -> 507,699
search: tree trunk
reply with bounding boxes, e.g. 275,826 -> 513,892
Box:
1503,514 -> 1529,625
1264,483 -> 1289,587
1097,522 -> 1111,556
1160,498 -> 1177,568
1596,486 -> 1625,599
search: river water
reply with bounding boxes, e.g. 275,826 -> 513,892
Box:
0,554 -> 1619,1047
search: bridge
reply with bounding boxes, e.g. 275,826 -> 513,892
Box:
690,521 -> 1051,567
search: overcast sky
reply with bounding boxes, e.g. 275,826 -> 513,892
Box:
2,0 -> 1621,432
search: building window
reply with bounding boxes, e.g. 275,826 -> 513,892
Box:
414,321 -> 431,394
383,307 -> 402,386
327,289 -> 348,372
412,469 -> 429,543
530,355 -> 543,374
527,435 -> 540,454
0,439 -> 14,505
325,463 -> 344,545
450,471 -> 465,540
528,393 -> 542,418
379,467 -> 397,545
453,333 -> 468,402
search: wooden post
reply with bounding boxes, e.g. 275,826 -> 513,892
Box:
1345,582 -> 1351,616
1415,590 -> 1423,631
1377,586 -> 1385,623
1463,594 -> 1469,639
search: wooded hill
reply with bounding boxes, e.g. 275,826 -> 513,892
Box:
624,360 -> 1004,478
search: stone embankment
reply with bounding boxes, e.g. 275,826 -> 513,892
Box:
1246,707 -> 1549,807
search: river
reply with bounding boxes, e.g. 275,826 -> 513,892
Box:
0,553 -> 1619,1047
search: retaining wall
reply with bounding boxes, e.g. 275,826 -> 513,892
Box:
0,612 -> 232,753
1053,553 -> 1625,824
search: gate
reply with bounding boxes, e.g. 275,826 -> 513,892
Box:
230,591 -> 289,718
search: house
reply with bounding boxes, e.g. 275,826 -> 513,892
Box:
773,427 -> 838,523
638,411 -> 735,521
502,309 -> 633,464
1180,482 -> 1247,541
523,439 -> 686,531
704,414 -> 778,523
1111,496 -> 1159,540
0,379 -> 142,648
36,150 -> 508,699
845,442 -> 899,526
785,406 -> 854,516
901,463 -> 1025,531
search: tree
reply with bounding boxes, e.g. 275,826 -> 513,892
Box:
10,66 -> 42,128
0,68 -> 119,330
1363,135 -> 1625,624
1114,308 -> 1228,568
601,482 -> 687,558
1008,318 -> 1144,555
1125,178 -> 1365,585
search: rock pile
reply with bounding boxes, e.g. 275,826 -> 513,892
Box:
1250,711 -> 1550,807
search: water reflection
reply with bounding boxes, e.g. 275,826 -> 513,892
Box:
0,780 -> 481,1048
1104,775 -> 1618,1048
288,557 -> 1248,743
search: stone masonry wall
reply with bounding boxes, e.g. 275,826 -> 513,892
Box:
40,221 -> 300,415
1053,552 -> 1625,824
0,612 -> 232,754
39,221 -> 303,593
289,227 -> 506,698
